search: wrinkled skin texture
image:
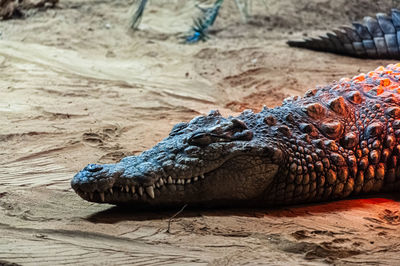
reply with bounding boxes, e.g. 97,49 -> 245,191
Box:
288,9 -> 400,59
72,64 -> 400,208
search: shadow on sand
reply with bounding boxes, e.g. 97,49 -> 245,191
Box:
85,193 -> 400,224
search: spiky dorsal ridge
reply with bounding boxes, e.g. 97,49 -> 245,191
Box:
304,63 -> 400,101
235,64 -> 400,136
285,63 -> 400,125
287,9 -> 400,59
253,63 -> 400,153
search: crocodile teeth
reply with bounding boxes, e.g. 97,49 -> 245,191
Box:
99,192 -> 105,202
186,179 -> 191,184
109,188 -> 113,195
138,186 -> 143,196
131,186 -> 135,194
125,185 -> 129,193
120,186 -> 124,192
156,182 -> 160,188
200,174 -> 205,179
193,176 -> 198,182
146,186 -> 155,199
177,179 -> 182,185
159,179 -> 164,186
168,176 -> 173,184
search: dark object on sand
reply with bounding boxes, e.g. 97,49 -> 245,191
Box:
130,0 -> 264,44
184,0 -> 223,43
1,0 -> 22,19
72,64 -> 400,208
288,9 -> 400,59
0,0 -> 58,20
130,0 -> 223,43
130,0 -> 148,30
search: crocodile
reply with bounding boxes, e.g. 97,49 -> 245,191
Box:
288,9 -> 400,59
72,64 -> 400,208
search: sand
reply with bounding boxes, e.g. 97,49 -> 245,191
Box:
1,0 -> 400,264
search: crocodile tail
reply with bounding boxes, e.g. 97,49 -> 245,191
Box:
287,9 -> 400,59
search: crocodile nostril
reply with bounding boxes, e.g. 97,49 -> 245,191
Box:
86,164 -> 103,172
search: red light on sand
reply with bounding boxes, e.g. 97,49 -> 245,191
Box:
263,197 -> 399,218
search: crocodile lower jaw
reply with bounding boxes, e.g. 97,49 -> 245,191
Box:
75,174 -> 206,203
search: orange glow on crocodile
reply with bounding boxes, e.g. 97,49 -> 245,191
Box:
349,64 -> 400,96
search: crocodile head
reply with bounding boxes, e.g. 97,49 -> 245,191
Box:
71,110 -> 284,208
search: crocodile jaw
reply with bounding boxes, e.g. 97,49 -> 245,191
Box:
71,156 -> 279,208
71,110 -> 284,207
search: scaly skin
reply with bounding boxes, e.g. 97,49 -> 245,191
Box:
288,9 -> 400,59
72,64 -> 400,208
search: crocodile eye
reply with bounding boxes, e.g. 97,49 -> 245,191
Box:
188,132 -> 213,146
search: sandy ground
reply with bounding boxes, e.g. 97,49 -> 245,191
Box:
1,0 -> 400,265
